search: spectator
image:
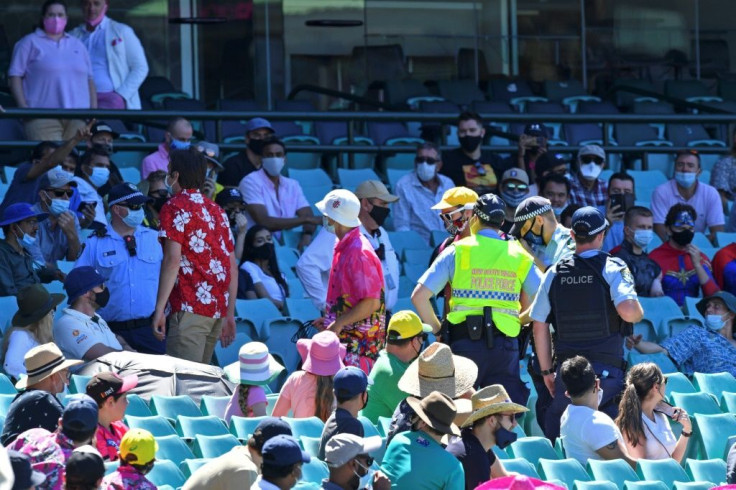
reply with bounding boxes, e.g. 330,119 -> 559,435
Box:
510,196 -> 575,271
65,445 -> 105,490
70,0 -> 148,109
533,152 -> 569,193
152,149 -> 237,364
322,434 -> 391,490
8,0 -> 94,141
219,117 -> 275,187
272,330 -> 344,421
602,172 -> 635,252
74,146 -> 111,227
615,363 -> 692,462
137,170 -> 169,230
140,117 -> 193,179
498,168 -> 531,233
216,188 -> 249,262
101,429 -> 158,490
651,150 -> 724,242
441,112 -> 508,194
613,207 -> 664,297
239,138 -> 320,248
559,203 -> 582,229
0,203 -> 58,297
381,391 -> 464,490
239,226 -> 289,310
509,122 -> 550,184
7,450 -> 46,489
313,189 -> 385,372
195,141 -> 224,200
361,310 -> 432,424
183,417 -> 293,490
54,266 -> 125,361
649,204 -> 719,306
1,284 -> 63,380
31,168 -> 82,268
710,129 -> 736,232
393,142 -> 455,244
0,343 -> 81,446
254,435 -> 310,490
222,342 -> 284,422
713,242 -> 736,296
568,145 -> 609,208
317,366 -> 370,460
75,183 -> 164,354
85,372 -> 138,461
447,385 -> 529,489
7,394 -> 99,489
539,173 -> 571,219
558,356 -> 636,469
627,291 -> 736,375
84,122 -> 124,199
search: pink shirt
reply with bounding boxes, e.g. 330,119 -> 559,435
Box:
223,385 -> 268,423
272,371 -> 321,418
651,179 -> 725,232
141,143 -> 169,179
9,29 -> 92,109
239,169 -> 309,239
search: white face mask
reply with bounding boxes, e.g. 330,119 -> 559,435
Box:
354,460 -> 373,490
416,162 -> 437,182
323,216 -> 335,234
597,387 -> 604,408
580,162 -> 602,180
705,314 -> 726,332
261,157 -> 285,177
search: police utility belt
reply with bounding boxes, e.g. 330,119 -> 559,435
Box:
107,316 -> 152,332
444,306 -> 507,348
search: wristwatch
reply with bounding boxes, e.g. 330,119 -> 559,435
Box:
540,368 -> 555,376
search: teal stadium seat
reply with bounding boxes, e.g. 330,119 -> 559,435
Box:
502,458 -> 540,478
200,395 -> 230,418
146,460 -> 187,489
179,458 -> 210,478
125,394 -> 153,417
685,458 -> 726,486
692,372 -> 736,399
586,459 -> 640,490
155,434 -> 196,467
635,458 -> 694,489
230,416 -> 268,441
507,436 -> 559,465
692,413 -> 736,459
150,395 -> 202,422
283,416 -> 325,440
124,415 -> 176,437
538,458 -> 591,490
193,434 -> 241,458
175,415 -> 230,440
670,392 -> 722,415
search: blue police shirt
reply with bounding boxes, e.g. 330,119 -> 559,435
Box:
75,224 -> 163,321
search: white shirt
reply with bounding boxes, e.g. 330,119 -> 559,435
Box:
393,172 -> 455,244
561,404 -> 623,466
3,329 -> 39,379
295,226 -> 399,311
241,261 -> 285,302
77,17 -> 115,92
53,308 -> 122,360
73,177 -> 108,227
239,170 -> 310,240
640,411 -> 678,459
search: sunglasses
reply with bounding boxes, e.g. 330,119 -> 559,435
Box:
196,146 -> 217,158
120,203 -> 144,211
440,208 -> 466,223
46,189 -> 72,198
504,183 -> 529,192
580,155 -> 604,165
415,157 -> 438,165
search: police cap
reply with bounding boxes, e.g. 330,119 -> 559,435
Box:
474,193 -> 505,227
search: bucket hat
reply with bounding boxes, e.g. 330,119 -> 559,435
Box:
0,202 -> 48,227
296,331 -> 346,376
224,342 -> 284,386
406,391 -> 460,436
397,342 -> 477,398
12,284 -> 64,327
315,189 -> 362,228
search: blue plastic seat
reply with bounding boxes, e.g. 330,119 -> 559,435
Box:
301,458 -> 329,485
68,374 -> 92,394
537,458 -> 590,490
721,392 -> 736,413
637,296 -> 684,339
0,394 -> 16,416
264,317 -> 303,374
664,372 -> 696,400
175,415 -> 230,440
150,395 -> 202,423
193,434 -> 241,458
636,458 -> 692,489
229,415 -> 269,441
125,415 -> 177,437
623,483 -> 668,490
200,395 -> 231,418
300,435 -> 321,457
357,416 -> 382,438
670,392 -> 722,416
179,458 -> 211,478
507,436 -> 559,465
693,413 -> 736,459
284,416 -> 325,440
236,298 -> 285,340
692,372 -> 736,399
155,434 -> 196,467
684,458 -> 726,486
215,331 -> 254,368
502,458 -> 540,478
562,123 -> 603,146
575,482 -> 619,490
125,394 -> 153,417
337,168 -> 381,192
388,231 -> 427,259
285,298 -> 320,324
436,80 -> 485,107
146,460 -> 187,489
0,374 -> 16,394
586,459 -> 639,490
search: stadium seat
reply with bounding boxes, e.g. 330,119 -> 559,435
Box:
625,351 -> 678,375
692,372 -> 736,399
575,482 -> 619,490
179,458 -> 210,479
337,168 -> 381,191
385,168 -> 411,188
670,392 -> 722,416
0,374 -> 16,394
264,317 -> 303,374
284,416 -> 325,440
502,458 -> 541,478
124,415 -> 177,437
636,458 -> 692,489
507,436 -> 559,465
175,415 -> 230,440
685,458 -> 726,486
126,394 -> 153,417
402,263 -> 426,284
563,123 -> 603,146
612,79 -> 658,110
715,232 -> 736,248
200,395 -> 230,418
0,394 -> 13,416
683,297 -> 705,323
150,395 -> 202,422
266,393 -> 279,416
104,461 -> 119,475
230,415 -> 268,441
286,168 -> 333,188
692,413 -> 736,459
623,482 -> 669,490
69,374 -> 92,394
664,373 -> 696,400
300,435 -> 321,457
664,80 -> 722,104
215,331 -> 253,368
402,248 -> 433,266
146,459 -> 187,489
638,296 -> 684,339
285,298 -> 320,324
357,416 -> 382,438
436,80 -> 486,107
586,459 -> 639,490
235,298 -> 282,339
388,231 -> 427,258
377,416 -> 391,437
193,434 -> 241,458
492,446 -> 509,460
721,392 -> 736,413
151,434 -> 195,467
301,458 -> 329,486
537,458 -> 591,490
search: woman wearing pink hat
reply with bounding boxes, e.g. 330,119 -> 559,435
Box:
223,342 -> 284,423
272,331 -> 346,421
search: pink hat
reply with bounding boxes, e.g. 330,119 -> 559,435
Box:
296,331 -> 346,376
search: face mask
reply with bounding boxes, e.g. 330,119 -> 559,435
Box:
43,17 -> 67,35
354,460 -> 373,490
88,167 -> 109,188
261,157 -> 285,177
552,206 -> 566,217
369,204 -> 390,228
674,171 -> 697,189
252,242 -> 274,260
671,229 -> 694,247
458,135 -> 482,153
94,288 -> 110,308
416,162 -> 437,182
523,221 -> 546,247
633,229 -> 653,249
501,189 -> 529,208
597,387 -> 604,408
152,196 -> 168,213
494,425 -> 518,450
121,208 -> 144,228
49,198 -> 70,217
15,227 -> 36,250
247,138 -> 265,154
705,314 -> 725,332
86,3 -> 107,27
580,162 -> 602,180
323,216 -> 336,234
169,139 -> 191,151
164,175 -> 176,195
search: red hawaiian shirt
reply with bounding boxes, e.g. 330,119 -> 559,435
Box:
325,227 -> 386,373
95,421 -> 129,461
159,189 -> 234,318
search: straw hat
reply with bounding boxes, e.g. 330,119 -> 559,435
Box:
224,342 -> 284,386
296,331 -> 346,377
398,343 -> 478,398
16,343 -> 82,390
406,391 -> 460,436
461,384 -> 529,428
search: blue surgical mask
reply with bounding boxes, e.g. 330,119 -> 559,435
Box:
494,425 -> 518,449
121,208 -> 145,228
15,227 -> 36,250
165,175 -> 175,195
597,387 -> 604,408
633,229 -> 653,249
354,461 -> 373,490
323,216 -> 335,234
261,157 -> 285,177
416,162 -> 437,182
88,167 -> 110,188
552,206 -> 566,217
501,189 -> 529,208
169,139 -> 191,150
705,314 -> 725,332
675,171 -> 697,189
49,198 -> 70,216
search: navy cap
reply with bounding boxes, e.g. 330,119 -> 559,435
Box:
571,206 -> 608,237
253,417 -> 293,442
509,196 -> 553,237
334,366 -> 373,399
523,122 -> 549,138
535,153 -> 568,176
64,266 -> 105,304
90,121 -> 120,139
8,450 -> 46,489
474,193 -> 506,227
62,394 -> 99,433
195,141 -> 223,170
65,446 -> 105,487
108,182 -> 151,207
0,202 -> 48,227
215,187 -> 244,207
244,117 -> 274,134
261,434 -> 311,466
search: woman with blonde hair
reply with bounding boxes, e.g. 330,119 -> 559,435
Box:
223,342 -> 284,422
615,362 -> 692,462
1,284 -> 63,379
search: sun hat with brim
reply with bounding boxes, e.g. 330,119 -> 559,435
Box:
476,475 -> 565,490
315,189 -> 362,228
16,342 -> 82,390
696,291 -> 736,317
0,202 -> 48,227
397,342 -> 478,398
224,342 -> 284,386
297,330 -> 346,377
407,391 -> 460,436
12,283 -> 65,327
460,384 -> 529,428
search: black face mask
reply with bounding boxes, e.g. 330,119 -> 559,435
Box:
369,205 -> 390,228
252,242 -> 274,260
671,229 -> 694,247
94,288 -> 110,308
151,196 -> 168,213
459,135 -> 483,153
362,392 -> 369,411
247,139 -> 265,155
495,426 -> 518,449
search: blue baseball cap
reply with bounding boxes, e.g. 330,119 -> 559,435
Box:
253,417 -> 293,442
108,183 -> 151,207
8,450 -> 46,488
64,266 -> 105,304
334,366 -> 373,399
244,117 -> 274,134
571,206 -> 608,237
261,434 -> 311,467
0,202 -> 48,227
62,394 -> 99,433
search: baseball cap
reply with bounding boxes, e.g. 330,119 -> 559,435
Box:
509,196 -> 553,238
38,167 -> 77,190
535,153 -> 568,176
578,144 -> 605,160
315,189 -> 361,228
387,310 -> 432,341
474,193 -> 506,226
354,180 -> 399,203
90,121 -> 120,139
195,141 -> 223,170
324,434 -> 383,467
8,450 -> 46,488
85,372 -> 138,404
108,182 -> 152,207
501,168 -> 529,185
120,429 -> 158,465
252,417 -> 293,444
261,434 -> 311,467
64,266 -> 105,304
523,123 -> 549,138
672,210 -> 695,228
245,117 -> 274,134
571,206 -> 608,237
333,366 -> 373,400
431,187 -> 479,210
62,394 -> 99,433
215,187 -> 245,207
65,446 -> 104,487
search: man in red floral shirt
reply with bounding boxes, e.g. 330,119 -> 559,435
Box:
315,189 -> 386,374
152,149 -> 237,363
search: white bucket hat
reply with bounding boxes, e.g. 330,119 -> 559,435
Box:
315,189 -> 362,228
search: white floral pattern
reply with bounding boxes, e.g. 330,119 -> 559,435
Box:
210,258 -> 226,282
173,210 -> 191,232
196,282 -> 213,304
189,229 -> 207,253
201,207 -> 215,230
180,256 -> 193,275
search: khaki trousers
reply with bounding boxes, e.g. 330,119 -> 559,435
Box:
165,311 -> 223,364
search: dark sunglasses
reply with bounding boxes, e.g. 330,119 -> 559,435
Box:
415,157 -> 438,165
580,155 -> 604,165
149,190 -> 169,199
120,203 -> 144,211
46,189 -> 72,198
196,146 -> 217,158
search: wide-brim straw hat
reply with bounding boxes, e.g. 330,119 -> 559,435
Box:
406,391 -> 460,436
296,331 -> 346,377
16,343 -> 82,390
398,342 -> 478,398
461,384 -> 529,428
224,342 -> 284,386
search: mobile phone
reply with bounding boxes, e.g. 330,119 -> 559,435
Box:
609,193 -> 635,212
654,400 -> 679,418
79,201 -> 97,213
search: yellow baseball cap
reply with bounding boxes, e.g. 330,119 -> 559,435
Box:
431,187 -> 479,210
387,310 -> 433,340
120,429 -> 158,465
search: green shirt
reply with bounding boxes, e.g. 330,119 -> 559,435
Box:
360,350 -> 411,423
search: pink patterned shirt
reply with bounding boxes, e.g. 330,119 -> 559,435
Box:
101,465 -> 157,489
7,428 -> 75,490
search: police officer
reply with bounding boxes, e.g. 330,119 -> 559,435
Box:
510,196 -> 575,272
412,193 -> 542,405
530,206 -> 643,440
75,183 -> 165,354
